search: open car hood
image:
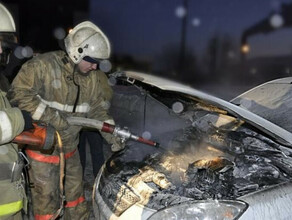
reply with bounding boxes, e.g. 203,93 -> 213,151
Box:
94,72 -> 292,219
111,71 -> 292,148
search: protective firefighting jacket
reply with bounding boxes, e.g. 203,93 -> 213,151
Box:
7,50 -> 114,219
8,50 -> 114,153
0,89 -> 26,218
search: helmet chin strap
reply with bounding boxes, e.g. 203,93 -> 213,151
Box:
72,65 -> 80,113
0,48 -> 11,68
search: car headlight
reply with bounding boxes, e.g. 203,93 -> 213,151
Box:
148,200 -> 248,220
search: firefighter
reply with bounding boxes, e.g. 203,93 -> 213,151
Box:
0,2 -> 16,92
0,2 -> 34,219
8,21 -> 124,219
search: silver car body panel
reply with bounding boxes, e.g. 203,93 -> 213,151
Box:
239,181 -> 292,220
119,71 -> 292,147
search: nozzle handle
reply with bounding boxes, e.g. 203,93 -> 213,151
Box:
129,134 -> 159,147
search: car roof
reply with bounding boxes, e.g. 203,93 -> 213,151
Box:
116,71 -> 292,148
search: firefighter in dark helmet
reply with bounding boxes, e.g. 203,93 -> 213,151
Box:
0,2 -> 35,219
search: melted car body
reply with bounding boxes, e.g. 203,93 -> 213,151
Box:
93,72 -> 292,220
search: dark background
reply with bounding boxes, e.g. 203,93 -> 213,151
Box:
2,0 -> 292,99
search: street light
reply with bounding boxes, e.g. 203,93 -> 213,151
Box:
241,44 -> 250,54
175,0 -> 188,72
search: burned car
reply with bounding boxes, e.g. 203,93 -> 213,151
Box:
92,71 -> 292,220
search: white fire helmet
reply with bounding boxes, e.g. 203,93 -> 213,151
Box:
0,3 -> 16,33
64,21 -> 111,64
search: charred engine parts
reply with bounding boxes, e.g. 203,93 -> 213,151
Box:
98,124 -> 292,215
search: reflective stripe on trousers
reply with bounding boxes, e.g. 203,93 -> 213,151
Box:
0,200 -> 22,217
35,214 -> 54,220
26,149 -> 76,163
35,196 -> 86,220
27,149 -> 89,219
65,196 -> 85,208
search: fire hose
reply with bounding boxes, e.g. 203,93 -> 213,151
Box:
67,117 -> 159,148
12,117 -> 158,219
49,132 -> 65,220
13,123 -> 55,150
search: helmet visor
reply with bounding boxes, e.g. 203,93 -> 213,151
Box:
0,32 -> 17,44
83,56 -> 101,64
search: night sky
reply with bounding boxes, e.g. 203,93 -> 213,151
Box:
90,0 -> 292,59
3,0 -> 292,97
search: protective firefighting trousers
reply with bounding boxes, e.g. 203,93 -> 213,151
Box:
26,147 -> 88,220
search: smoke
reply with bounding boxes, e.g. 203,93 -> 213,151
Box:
158,139 -> 227,186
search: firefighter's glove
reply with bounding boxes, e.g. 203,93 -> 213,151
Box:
111,136 -> 125,152
21,110 -> 34,131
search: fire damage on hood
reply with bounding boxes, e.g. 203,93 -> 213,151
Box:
97,76 -> 292,216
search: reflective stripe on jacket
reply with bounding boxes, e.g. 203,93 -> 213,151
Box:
8,50 -> 114,150
0,200 -> 22,216
0,91 -> 24,144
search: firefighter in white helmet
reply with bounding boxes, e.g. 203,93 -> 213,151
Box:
0,2 -> 34,219
65,21 -> 111,63
8,21 -> 124,219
